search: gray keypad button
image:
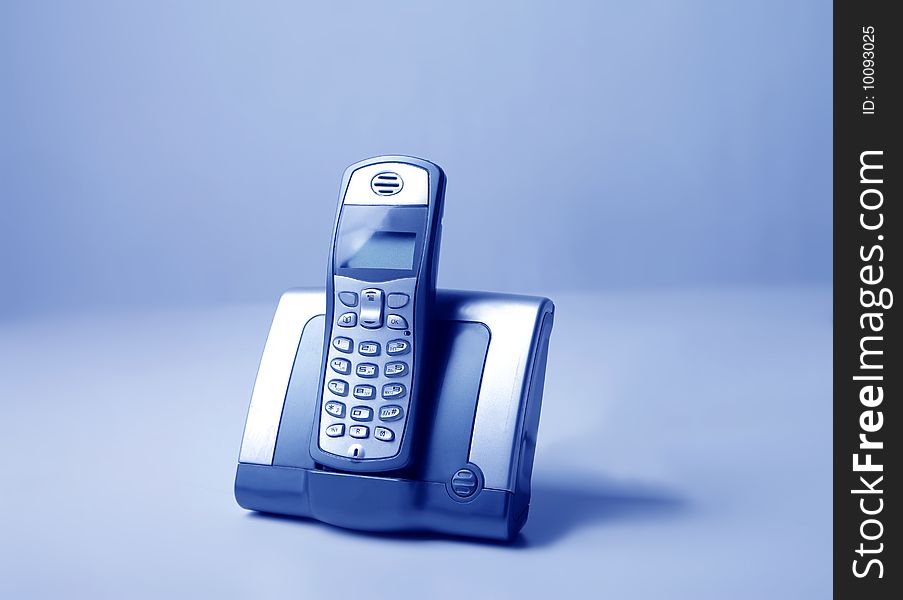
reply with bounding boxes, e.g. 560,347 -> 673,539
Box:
353,384 -> 376,399
356,363 -> 378,378
386,314 -> 408,330
350,406 -> 373,422
337,312 -> 357,327
381,383 -> 406,400
330,358 -> 351,375
338,291 -> 358,307
358,341 -> 380,356
386,293 -> 409,309
374,427 -> 395,442
325,423 -> 344,437
384,361 -> 408,378
379,405 -> 404,422
327,379 -> 348,396
332,336 -> 353,353
349,425 -> 369,439
386,339 -> 410,355
359,288 -> 384,329
324,401 -> 345,418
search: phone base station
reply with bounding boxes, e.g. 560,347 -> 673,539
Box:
235,289 -> 554,541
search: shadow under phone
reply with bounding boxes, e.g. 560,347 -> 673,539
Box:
246,476 -> 686,549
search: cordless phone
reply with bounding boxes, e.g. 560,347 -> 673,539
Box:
309,156 -> 446,472
237,156 -> 555,538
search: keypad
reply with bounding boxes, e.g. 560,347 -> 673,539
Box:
320,280 -> 416,459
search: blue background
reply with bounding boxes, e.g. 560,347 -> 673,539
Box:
0,2 -> 832,598
1,0 -> 830,317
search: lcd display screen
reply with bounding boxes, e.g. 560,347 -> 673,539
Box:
339,231 -> 417,270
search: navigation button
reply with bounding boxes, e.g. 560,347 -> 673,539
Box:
360,288 -> 384,329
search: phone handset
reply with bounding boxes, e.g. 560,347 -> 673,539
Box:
310,156 -> 446,472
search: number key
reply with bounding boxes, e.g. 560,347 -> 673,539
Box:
330,358 -> 351,375
327,379 -> 348,396
353,384 -> 376,399
382,383 -> 406,399
358,341 -> 380,356
332,337 -> 353,353
356,363 -> 378,378
384,361 -> 407,377
387,339 -> 410,356
350,406 -> 373,422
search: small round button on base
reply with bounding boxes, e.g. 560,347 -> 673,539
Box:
451,468 -> 479,498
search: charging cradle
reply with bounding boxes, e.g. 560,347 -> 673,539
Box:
235,289 -> 554,541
